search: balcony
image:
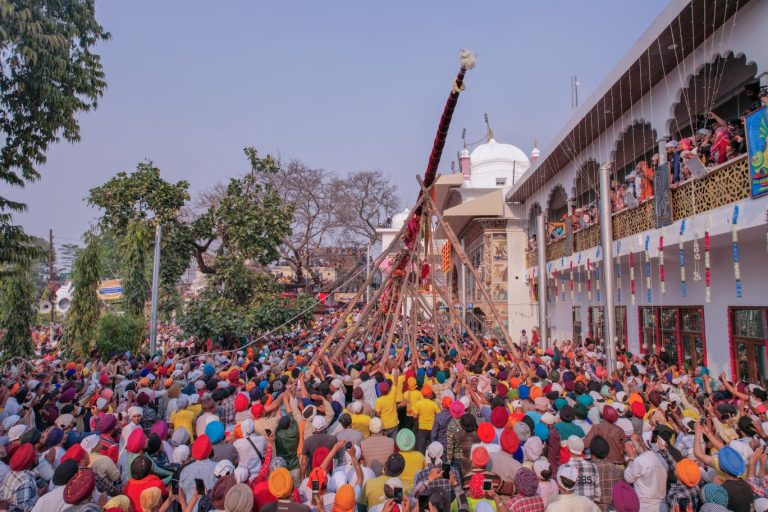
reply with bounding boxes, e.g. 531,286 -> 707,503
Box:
528,154 -> 751,266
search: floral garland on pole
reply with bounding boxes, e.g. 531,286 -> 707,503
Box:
704,216 -> 711,304
547,262 -> 553,304
577,254 -> 583,301
629,252 -> 636,305
644,235 -> 652,304
658,228 -> 665,295
732,205 -> 742,299
616,241 -> 622,304
679,219 -> 687,298
595,247 -> 602,302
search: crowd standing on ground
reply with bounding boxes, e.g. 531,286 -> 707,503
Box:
2,312 -> 768,512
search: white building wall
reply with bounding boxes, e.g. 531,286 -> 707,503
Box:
522,0 -> 768,219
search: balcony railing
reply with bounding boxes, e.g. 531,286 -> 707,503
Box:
527,154 -> 750,267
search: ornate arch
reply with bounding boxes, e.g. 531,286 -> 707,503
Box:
610,121 -> 658,183
573,159 -> 601,208
546,185 -> 568,222
666,51 -> 758,138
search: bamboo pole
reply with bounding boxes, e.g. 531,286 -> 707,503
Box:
418,177 -> 519,359
307,192 -> 429,369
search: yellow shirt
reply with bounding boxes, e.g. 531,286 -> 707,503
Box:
403,390 -> 423,415
375,388 -> 399,430
412,398 -> 441,431
399,450 -> 426,491
350,413 -> 372,438
170,407 -> 198,440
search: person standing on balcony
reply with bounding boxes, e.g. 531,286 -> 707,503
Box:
665,140 -> 682,184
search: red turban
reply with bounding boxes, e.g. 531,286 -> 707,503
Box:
126,428 -> 147,453
192,434 -> 212,460
234,393 -> 249,413
10,443 -> 36,471
61,444 -> 87,465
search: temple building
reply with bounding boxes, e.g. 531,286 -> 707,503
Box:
435,0 -> 768,381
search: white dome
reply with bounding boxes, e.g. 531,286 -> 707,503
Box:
391,208 -> 411,228
468,138 -> 530,188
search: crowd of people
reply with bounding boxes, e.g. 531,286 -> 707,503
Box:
529,84 -> 768,247
2,311 -> 768,512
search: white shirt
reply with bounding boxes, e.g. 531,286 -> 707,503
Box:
31,485 -> 66,512
360,379 -> 378,408
545,493 -> 600,512
623,451 -> 667,510
332,389 -> 346,407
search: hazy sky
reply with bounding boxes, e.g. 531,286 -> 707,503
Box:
12,0 -> 667,245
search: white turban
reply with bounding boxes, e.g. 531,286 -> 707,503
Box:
173,445 -> 190,464
80,435 -> 100,453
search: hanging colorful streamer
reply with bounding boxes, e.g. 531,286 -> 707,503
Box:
560,266 -> 566,302
595,259 -> 601,302
679,219 -> 687,298
658,229 -> 665,295
615,241 -> 622,304
629,252 -> 636,305
577,254 -> 583,301
704,216 -> 711,303
547,262 -> 553,304
569,261 -> 574,301
644,235 -> 651,303
732,205 -> 742,299
586,258 -> 592,301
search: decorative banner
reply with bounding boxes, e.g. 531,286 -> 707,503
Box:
704,216 -> 711,303
586,258 -> 592,301
440,240 -> 452,274
569,261 -> 574,301
560,265 -> 566,302
733,205 -> 742,298
745,106 -> 768,198
659,229 -> 665,295
629,252 -> 636,305
654,163 -> 673,227
679,219 -> 687,297
644,235 -> 652,303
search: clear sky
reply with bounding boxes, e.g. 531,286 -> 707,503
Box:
13,0 -> 668,244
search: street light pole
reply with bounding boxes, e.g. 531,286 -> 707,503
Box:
149,223 -> 162,356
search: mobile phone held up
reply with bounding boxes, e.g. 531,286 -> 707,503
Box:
442,463 -> 451,480
482,480 -> 492,492
311,480 -> 320,493
195,478 -> 206,495
393,487 -> 403,504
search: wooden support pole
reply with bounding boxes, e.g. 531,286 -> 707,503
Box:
307,192 -> 429,368
418,177 -> 520,359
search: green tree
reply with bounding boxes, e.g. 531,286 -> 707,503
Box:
61,239 -> 102,356
88,162 -> 191,316
121,221 -> 151,318
95,313 -> 144,356
0,265 -> 35,358
1,0 -> 109,268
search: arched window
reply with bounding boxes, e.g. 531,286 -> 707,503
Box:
670,52 -> 758,140
574,160 -> 600,209
546,185 -> 568,223
612,122 -> 657,185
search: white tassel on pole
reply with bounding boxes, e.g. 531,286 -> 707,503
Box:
460,48 -> 477,70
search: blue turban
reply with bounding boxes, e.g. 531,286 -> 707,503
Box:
205,421 -> 225,444
717,446 -> 745,477
518,385 -> 530,399
576,394 -> 594,407
203,363 -> 215,377
535,422 -> 549,441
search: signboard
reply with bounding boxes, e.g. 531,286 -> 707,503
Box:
653,163 -> 673,228
745,106 -> 768,198
98,279 -> 123,301
334,292 -> 357,303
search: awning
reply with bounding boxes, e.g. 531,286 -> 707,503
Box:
444,189 -> 505,218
